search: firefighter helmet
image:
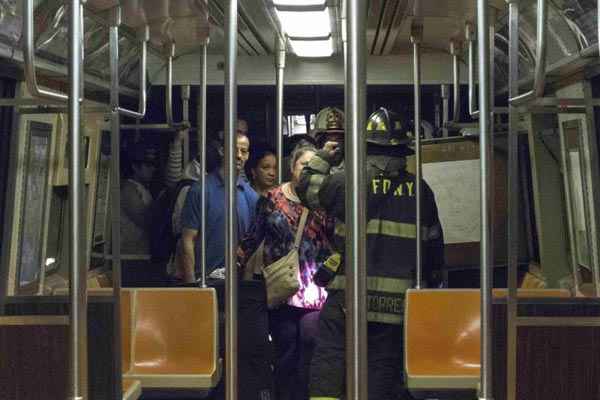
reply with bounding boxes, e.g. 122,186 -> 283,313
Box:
311,107 -> 345,141
366,107 -> 411,148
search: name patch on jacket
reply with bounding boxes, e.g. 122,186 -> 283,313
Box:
371,179 -> 415,197
368,292 -> 405,315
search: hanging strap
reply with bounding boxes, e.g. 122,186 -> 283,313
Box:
294,208 -> 309,249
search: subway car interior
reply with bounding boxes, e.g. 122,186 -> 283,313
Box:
1,0 -> 600,399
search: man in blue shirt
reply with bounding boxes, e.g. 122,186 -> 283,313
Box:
179,131 -> 258,282
179,131 -> 274,400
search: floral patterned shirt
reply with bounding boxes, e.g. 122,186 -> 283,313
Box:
238,184 -> 334,310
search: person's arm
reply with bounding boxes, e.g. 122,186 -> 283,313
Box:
179,228 -> 198,283
237,196 -> 274,274
177,184 -> 203,283
296,142 -> 346,220
423,182 -> 445,287
121,181 -> 152,229
164,131 -> 185,189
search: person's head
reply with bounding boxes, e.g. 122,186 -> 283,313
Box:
312,107 -> 345,149
365,107 -> 413,160
246,147 -> 277,194
235,133 -> 250,174
129,146 -> 158,183
290,145 -> 316,187
237,119 -> 248,136
215,131 -> 251,175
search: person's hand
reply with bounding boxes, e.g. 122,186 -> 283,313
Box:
323,141 -> 341,159
174,129 -> 186,143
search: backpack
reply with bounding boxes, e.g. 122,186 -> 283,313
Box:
150,179 -> 196,263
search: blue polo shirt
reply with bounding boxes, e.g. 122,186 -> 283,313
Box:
181,171 -> 259,276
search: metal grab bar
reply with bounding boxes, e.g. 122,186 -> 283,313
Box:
466,23 -> 479,117
411,21 -> 423,289
198,43 -> 208,288
165,43 -> 191,130
275,37 -> 286,185
109,6 -> 149,119
477,0 -> 494,398
509,0 -> 548,105
24,0 -> 68,102
450,40 -> 461,122
224,1 -> 239,399
467,23 -> 509,118
345,0 -> 369,398
68,2 -> 87,399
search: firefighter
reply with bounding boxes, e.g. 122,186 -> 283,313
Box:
297,107 -> 445,400
311,107 -> 345,172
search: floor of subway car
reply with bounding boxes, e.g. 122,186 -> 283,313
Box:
141,390 -> 211,399
145,393 -> 475,400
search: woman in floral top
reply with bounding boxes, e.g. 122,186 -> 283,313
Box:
238,146 -> 334,400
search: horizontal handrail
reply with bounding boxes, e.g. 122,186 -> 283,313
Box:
509,0 -> 547,105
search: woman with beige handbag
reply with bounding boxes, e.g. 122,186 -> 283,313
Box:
238,146 -> 334,400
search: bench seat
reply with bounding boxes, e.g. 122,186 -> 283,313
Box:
404,288 -> 570,395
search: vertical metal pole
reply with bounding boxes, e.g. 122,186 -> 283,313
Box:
342,1 -> 347,119
345,0 -> 368,399
411,25 -> 423,289
109,6 -> 124,399
275,38 -> 285,184
434,93 -> 441,129
451,40 -> 461,122
466,24 -> 478,117
582,81 -> 600,297
198,43 -> 208,288
506,2 -> 519,399
182,85 -> 191,168
68,0 -> 87,399
165,44 -> 175,127
441,84 -> 449,137
477,0 -> 494,398
224,1 -> 239,400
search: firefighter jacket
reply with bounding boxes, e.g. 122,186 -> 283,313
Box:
296,150 -> 445,324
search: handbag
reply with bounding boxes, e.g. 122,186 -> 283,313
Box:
244,208 -> 309,308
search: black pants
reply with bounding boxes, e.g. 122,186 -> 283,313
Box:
121,260 -> 167,287
270,305 -> 321,400
210,279 -> 275,400
309,291 -> 413,400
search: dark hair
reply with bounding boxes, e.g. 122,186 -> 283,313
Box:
245,145 -> 276,183
289,145 -> 316,173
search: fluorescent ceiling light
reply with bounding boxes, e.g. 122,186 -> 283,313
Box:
289,37 -> 333,57
273,0 -> 326,5
275,8 -> 331,38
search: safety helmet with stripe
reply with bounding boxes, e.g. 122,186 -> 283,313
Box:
311,107 -> 344,144
366,107 -> 411,149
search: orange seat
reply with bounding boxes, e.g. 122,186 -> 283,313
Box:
122,379 -> 141,400
122,288 -> 221,389
404,288 -> 570,392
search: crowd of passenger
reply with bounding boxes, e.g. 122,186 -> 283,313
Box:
118,106 -> 444,400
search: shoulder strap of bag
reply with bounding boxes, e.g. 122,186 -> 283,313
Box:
294,208 -> 309,249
